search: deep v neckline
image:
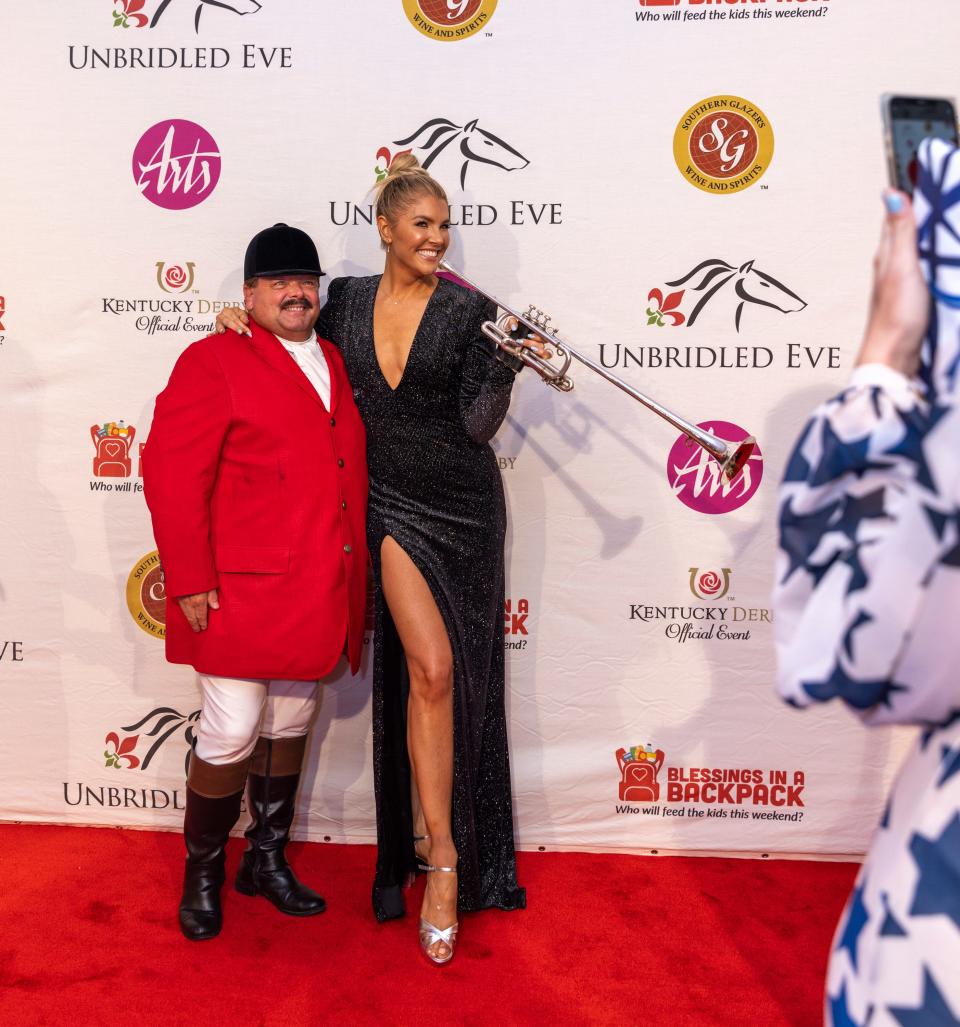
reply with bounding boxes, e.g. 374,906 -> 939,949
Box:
370,275 -> 443,393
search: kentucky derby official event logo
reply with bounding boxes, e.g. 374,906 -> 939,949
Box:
126,551 -> 166,639
674,96 -> 774,194
100,262 -> 239,337
646,258 -> 805,333
157,261 -> 196,293
614,742 -> 807,823
402,0 -> 498,41
133,120 -> 221,210
667,421 -> 762,514
689,568 -> 731,601
629,567 -> 771,645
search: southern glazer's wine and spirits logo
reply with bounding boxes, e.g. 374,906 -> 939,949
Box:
157,261 -> 196,293
70,2 -> 291,70
667,421 -> 762,514
402,0 -> 498,41
331,119 -> 561,230
689,567 -> 731,601
126,550 -> 166,639
90,421 -> 144,494
133,119 -> 221,210
673,96 -> 774,194
615,743 -> 807,823
504,598 -> 530,651
101,261 -> 240,336
629,566 -> 772,644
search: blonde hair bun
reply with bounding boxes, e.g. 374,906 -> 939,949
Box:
380,152 -> 426,185
374,153 -> 449,246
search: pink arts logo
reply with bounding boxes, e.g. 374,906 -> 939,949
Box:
667,420 -> 762,514
133,120 -> 221,210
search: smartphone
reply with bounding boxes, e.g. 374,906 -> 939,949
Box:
882,94 -> 958,194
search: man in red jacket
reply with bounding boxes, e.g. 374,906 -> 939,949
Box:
143,224 -> 368,941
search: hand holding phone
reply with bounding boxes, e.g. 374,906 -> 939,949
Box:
882,94 -> 958,194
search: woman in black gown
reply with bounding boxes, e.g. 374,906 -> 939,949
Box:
217,156 -> 531,963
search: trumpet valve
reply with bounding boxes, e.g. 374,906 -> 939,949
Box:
524,305 -> 555,333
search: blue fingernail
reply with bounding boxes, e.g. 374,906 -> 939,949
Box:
885,194 -> 904,214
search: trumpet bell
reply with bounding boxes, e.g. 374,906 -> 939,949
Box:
718,436 -> 756,483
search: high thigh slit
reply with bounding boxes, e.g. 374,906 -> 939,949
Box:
316,274 -> 526,922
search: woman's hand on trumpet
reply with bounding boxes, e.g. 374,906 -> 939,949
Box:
518,332 -> 553,360
504,317 -> 551,360
215,306 -> 252,337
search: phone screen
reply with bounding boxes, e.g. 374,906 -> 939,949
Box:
888,97 -> 958,193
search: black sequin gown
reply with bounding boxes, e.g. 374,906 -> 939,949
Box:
316,274 -> 526,921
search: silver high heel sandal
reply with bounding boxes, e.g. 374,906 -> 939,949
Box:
417,861 -> 459,966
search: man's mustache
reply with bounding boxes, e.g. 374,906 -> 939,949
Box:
280,297 -> 315,311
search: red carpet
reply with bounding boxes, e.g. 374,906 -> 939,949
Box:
0,824 -> 855,1026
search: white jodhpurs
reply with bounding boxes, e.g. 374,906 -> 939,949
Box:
193,675 -> 319,765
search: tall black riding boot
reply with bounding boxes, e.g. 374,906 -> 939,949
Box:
235,736 -> 326,916
179,754 -> 249,941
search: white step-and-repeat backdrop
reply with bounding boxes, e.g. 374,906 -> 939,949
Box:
0,0 -> 949,856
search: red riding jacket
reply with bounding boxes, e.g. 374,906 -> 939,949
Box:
143,319 -> 368,680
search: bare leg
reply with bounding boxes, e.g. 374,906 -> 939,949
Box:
380,537 -> 457,959
409,728 -> 427,856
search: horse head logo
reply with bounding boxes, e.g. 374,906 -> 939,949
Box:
106,707 -> 201,775
663,258 -> 806,332
389,117 -> 529,188
149,0 -> 262,33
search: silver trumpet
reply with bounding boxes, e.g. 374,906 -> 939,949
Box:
439,259 -> 756,483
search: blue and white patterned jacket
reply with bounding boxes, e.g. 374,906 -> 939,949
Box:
774,138 -> 960,1026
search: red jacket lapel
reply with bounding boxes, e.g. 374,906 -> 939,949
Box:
246,319 -> 326,408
